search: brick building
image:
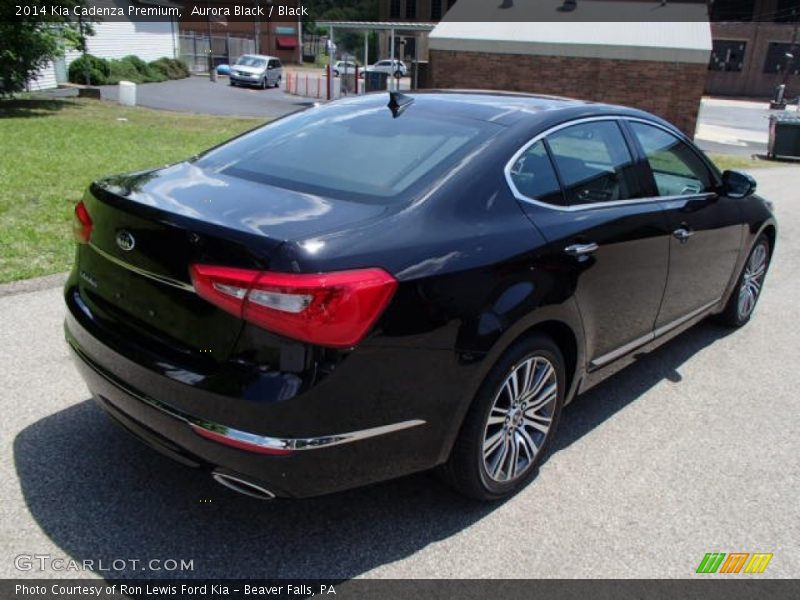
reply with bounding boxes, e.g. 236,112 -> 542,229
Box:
707,0 -> 800,97
380,0 -> 800,101
426,2 -> 712,136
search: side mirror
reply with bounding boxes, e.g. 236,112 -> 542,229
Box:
722,170 -> 756,199
267,65 -> 274,70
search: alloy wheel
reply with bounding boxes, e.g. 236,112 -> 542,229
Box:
737,241 -> 768,320
482,356 -> 558,483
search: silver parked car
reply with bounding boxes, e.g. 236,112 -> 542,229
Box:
229,55 -> 283,89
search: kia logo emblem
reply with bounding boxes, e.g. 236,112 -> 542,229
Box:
116,230 -> 135,252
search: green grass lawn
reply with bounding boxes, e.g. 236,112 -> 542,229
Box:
0,97 -> 260,283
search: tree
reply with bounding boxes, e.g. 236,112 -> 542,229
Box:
0,1 -> 95,96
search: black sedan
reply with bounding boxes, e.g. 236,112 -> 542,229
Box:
65,91 -> 776,501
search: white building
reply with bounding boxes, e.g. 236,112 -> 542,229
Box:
28,1 -> 179,90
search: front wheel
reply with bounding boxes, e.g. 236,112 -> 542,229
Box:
718,234 -> 771,327
440,334 -> 565,501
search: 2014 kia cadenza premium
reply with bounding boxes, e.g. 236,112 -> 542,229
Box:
65,92 -> 776,501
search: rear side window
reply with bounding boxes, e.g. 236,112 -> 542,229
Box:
629,122 -> 713,196
509,140 -> 564,206
546,121 -> 639,205
196,102 -> 500,202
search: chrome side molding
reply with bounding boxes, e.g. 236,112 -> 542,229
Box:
69,339 -> 425,453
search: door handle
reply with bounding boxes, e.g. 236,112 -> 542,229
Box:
673,227 -> 694,243
564,242 -> 599,256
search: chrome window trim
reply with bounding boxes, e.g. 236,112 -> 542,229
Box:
504,115 -> 718,212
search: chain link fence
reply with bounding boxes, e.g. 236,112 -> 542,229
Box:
179,33 -> 256,73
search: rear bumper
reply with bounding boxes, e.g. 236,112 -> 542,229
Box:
64,280 -> 464,497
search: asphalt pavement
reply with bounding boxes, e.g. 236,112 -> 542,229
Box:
46,76 -> 314,119
1,167 -> 798,580
694,97 -> 799,157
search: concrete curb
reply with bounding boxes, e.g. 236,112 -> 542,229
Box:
0,272 -> 68,298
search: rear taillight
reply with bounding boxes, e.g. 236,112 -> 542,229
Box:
73,200 -> 92,244
189,264 -> 398,348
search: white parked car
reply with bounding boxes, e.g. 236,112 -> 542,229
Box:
362,59 -> 407,78
332,61 -> 359,76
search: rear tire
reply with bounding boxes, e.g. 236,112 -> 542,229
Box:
440,334 -> 565,501
718,234 -> 770,328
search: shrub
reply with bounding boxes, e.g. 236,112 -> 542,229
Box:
67,54 -> 110,85
120,55 -> 165,82
67,54 -> 188,86
150,57 -> 190,80
105,59 -> 142,85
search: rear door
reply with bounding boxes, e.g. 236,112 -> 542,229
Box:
625,120 -> 744,328
510,118 -> 671,369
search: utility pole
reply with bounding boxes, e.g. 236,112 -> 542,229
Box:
206,0 -> 216,82
254,0 -> 261,54
781,17 -> 799,90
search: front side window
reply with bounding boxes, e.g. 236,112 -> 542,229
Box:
629,122 -> 713,197
509,140 -> 564,206
546,121 -> 638,205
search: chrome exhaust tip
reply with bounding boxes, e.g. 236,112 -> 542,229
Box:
212,471 -> 276,500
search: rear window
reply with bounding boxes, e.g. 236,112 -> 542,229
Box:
196,102 -> 500,202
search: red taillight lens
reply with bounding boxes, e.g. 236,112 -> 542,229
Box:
73,200 -> 93,244
189,264 -> 398,348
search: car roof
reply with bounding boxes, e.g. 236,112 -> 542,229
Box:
337,90 -> 675,130
239,54 -> 278,61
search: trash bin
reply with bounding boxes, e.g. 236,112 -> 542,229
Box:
365,71 -> 388,93
768,114 -> 800,159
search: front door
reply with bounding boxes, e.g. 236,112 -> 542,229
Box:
511,119 -> 671,369
626,121 -> 744,328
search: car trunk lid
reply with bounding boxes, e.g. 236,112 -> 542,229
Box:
77,162 -> 390,366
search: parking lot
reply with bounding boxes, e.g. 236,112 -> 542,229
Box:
96,75 -> 312,118
0,165 -> 797,579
